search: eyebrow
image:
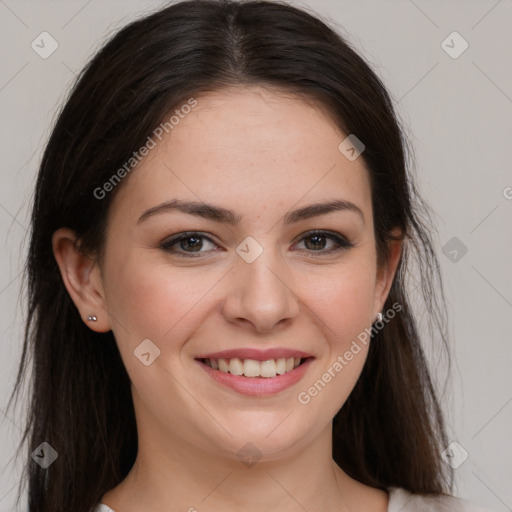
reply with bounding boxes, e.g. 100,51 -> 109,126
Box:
137,198 -> 365,226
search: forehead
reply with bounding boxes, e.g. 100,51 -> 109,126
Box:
110,86 -> 372,224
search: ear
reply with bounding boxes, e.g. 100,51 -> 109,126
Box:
373,228 -> 403,319
52,227 -> 111,332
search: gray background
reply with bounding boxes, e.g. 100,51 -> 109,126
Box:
1,0 -> 511,510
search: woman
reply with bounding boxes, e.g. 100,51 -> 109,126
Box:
6,1 -> 495,511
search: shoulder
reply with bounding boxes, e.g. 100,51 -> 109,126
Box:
387,487 -> 498,512
92,489 -> 496,512
92,504 -> 116,512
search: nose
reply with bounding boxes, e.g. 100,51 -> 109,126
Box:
221,245 -> 300,334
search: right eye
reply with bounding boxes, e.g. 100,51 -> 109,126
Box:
160,232 -> 220,257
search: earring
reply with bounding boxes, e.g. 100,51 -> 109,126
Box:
87,315 -> 97,322
376,312 -> 383,323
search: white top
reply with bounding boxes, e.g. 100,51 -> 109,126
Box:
93,486 -> 496,511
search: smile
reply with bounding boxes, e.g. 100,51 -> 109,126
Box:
195,356 -> 314,396
200,357 -> 304,378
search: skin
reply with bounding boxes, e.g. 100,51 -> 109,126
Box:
53,85 -> 402,512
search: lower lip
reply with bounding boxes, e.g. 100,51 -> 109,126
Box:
195,358 -> 314,396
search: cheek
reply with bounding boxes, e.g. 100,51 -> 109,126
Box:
295,264 -> 376,423
101,259 -> 211,392
302,258 -> 377,340
102,250 -> 226,344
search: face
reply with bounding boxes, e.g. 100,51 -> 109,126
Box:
59,85 -> 400,463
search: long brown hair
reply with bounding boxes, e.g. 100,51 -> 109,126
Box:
6,1 -> 453,510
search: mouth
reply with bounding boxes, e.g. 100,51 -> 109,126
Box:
194,354 -> 315,396
196,356 -> 312,378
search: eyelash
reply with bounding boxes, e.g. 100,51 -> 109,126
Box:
160,230 -> 354,258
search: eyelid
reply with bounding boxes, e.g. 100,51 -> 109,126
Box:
160,229 -> 353,257
160,231 -> 219,251
292,230 -> 353,254
292,228 -> 351,244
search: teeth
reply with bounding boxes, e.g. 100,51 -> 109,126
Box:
204,357 -> 305,378
275,358 -> 286,375
218,358 -> 229,372
260,359 -> 276,377
229,358 -> 244,376
243,359 -> 261,377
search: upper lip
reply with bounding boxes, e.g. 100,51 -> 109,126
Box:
195,348 -> 314,361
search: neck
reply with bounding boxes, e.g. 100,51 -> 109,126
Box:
101,389 -> 388,512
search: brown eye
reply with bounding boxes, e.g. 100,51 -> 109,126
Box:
304,234 -> 328,250
295,230 -> 353,255
161,232 -> 218,257
178,236 -> 203,252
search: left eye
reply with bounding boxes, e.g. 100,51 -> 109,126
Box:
160,230 -> 352,257
294,231 -> 352,253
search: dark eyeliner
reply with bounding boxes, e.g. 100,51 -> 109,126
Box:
160,230 -> 353,257
296,230 -> 354,255
160,231 -> 217,257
